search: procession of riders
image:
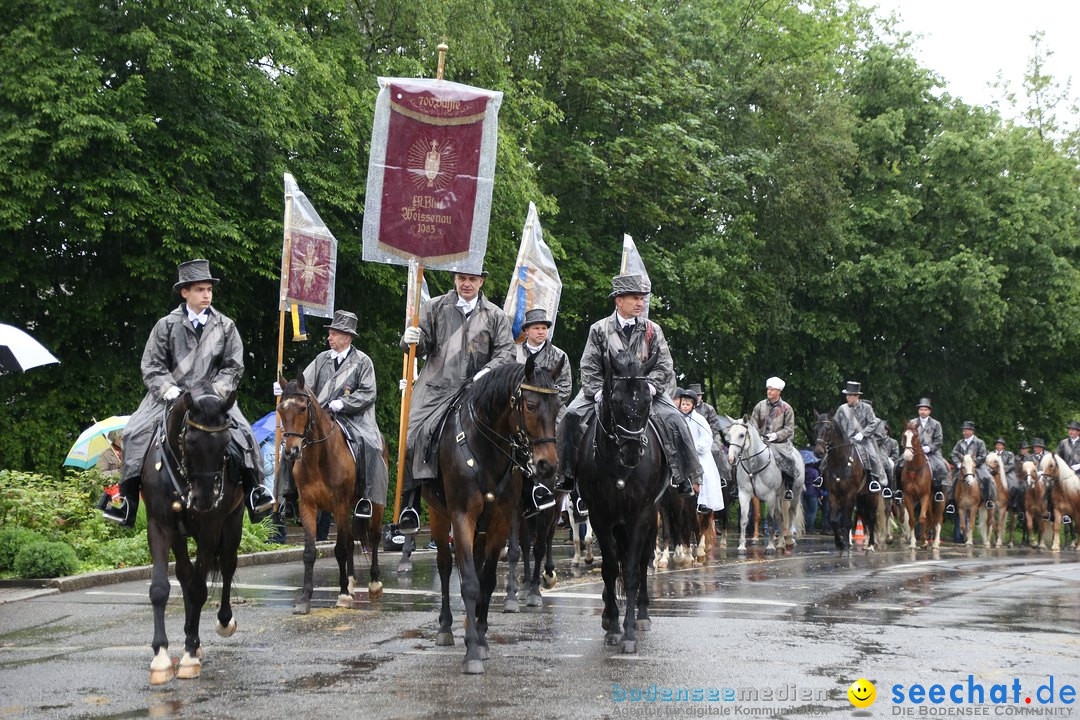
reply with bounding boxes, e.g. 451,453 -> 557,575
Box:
99,259 -> 1076,544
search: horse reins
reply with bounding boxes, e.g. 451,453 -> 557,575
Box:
279,392 -> 335,459
466,380 -> 559,482
728,421 -> 771,476
159,402 -> 235,513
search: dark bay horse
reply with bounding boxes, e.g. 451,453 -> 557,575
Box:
277,374 -> 384,614
576,347 -> 668,654
144,387 -> 245,685
813,412 -> 881,551
504,493 -> 560,612
899,419 -> 943,549
425,354 -> 563,674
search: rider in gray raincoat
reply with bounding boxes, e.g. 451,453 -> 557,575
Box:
396,271 -> 516,533
833,381 -> 888,494
98,260 -> 273,527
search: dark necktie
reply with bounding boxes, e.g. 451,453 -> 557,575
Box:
622,323 -> 633,341
193,320 -> 203,339
334,357 -> 343,372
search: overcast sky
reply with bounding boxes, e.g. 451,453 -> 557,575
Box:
867,0 -> 1079,125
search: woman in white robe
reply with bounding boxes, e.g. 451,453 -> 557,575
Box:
675,389 -> 725,513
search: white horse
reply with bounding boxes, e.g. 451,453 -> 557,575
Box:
726,417 -> 803,555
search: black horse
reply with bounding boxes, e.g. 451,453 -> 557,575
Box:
813,411 -> 880,551
144,385 -> 246,685
424,354 -> 563,674
575,347 -> 668,654
504,490 -> 561,612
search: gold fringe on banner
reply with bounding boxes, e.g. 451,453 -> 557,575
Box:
291,303 -> 307,342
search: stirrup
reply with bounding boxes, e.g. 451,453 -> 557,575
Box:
353,498 -> 373,519
1016,511 -> 1025,520
248,487 -> 275,515
1042,512 -> 1051,522
398,507 -> 420,536
553,475 -> 575,493
783,489 -> 793,500
720,476 -> 727,489
881,487 -> 893,499
933,491 -> 944,502
893,489 -> 903,500
985,500 -> 994,510
532,484 -> 557,512
945,503 -> 955,514
1064,515 -> 1073,525
813,476 -> 823,488
696,503 -> 711,515
868,480 -> 881,493
101,498 -> 135,528
575,497 -> 589,518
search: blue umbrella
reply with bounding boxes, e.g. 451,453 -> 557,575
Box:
252,411 -> 280,446
800,448 -> 820,466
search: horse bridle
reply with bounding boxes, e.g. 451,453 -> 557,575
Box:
595,375 -> 651,463
279,392 -> 334,460
727,420 -> 770,475
469,381 -> 559,479
161,405 -> 235,512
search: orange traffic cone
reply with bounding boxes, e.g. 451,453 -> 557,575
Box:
853,517 -> 866,544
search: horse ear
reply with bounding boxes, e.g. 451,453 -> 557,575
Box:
641,342 -> 660,375
277,371 -> 287,387
295,373 -> 305,391
549,354 -> 566,383
223,388 -> 237,413
524,350 -> 537,381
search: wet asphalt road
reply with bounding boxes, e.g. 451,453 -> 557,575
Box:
1,532 -> 1078,720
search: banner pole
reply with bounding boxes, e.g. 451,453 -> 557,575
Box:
393,262 -> 424,519
273,188 -> 295,509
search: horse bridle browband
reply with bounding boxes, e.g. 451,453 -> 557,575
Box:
467,381 -> 559,480
595,376 -> 652,463
160,404 -> 235,512
279,392 -> 334,458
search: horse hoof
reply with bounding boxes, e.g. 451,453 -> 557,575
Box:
478,645 -> 490,660
635,619 -> 651,632
737,546 -> 747,556
622,640 -> 637,654
765,547 -> 776,556
584,556 -> 595,565
149,648 -> 174,686
462,659 -> 485,675
657,558 -> 668,569
605,632 -> 622,646
176,652 -> 200,680
293,601 -> 311,615
435,632 -> 455,647
503,598 -> 520,613
527,593 -> 543,608
368,581 -> 383,600
216,618 -> 237,638
601,617 -> 611,631
542,571 -> 557,589
336,594 -> 353,609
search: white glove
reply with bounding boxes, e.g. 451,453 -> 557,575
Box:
854,432 -> 864,442
273,381 -> 283,397
163,386 -> 181,402
649,384 -> 658,396
765,432 -> 777,442
1071,463 -> 1080,472
472,367 -> 491,382
328,399 -> 345,412
402,326 -> 422,345
399,378 -> 408,392
594,388 -> 603,403
922,445 -> 931,454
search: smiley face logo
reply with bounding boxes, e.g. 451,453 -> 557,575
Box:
848,678 -> 876,708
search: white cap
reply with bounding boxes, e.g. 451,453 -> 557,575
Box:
766,376 -> 785,391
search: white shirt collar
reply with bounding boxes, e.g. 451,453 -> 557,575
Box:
186,306 -> 209,325
616,313 -> 636,330
330,347 -> 351,362
525,341 -> 545,354
456,296 -> 478,314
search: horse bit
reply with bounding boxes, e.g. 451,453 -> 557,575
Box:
279,394 -> 333,460
466,381 -> 559,495
160,408 -> 235,513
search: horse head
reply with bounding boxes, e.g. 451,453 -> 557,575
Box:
170,384 -> 237,513
276,372 -> 318,462
726,417 -> 759,466
1038,453 -> 1058,483
602,346 -> 657,469
812,412 -> 835,461
514,352 -> 563,482
961,454 -> 976,484
901,419 -> 920,463
1021,459 -> 1039,489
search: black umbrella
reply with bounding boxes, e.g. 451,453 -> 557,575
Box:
0,323 -> 60,373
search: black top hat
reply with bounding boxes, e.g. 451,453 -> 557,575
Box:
1019,440 -> 1030,449
327,310 -> 358,337
173,259 -> 220,292
960,421 -> 975,431
841,380 -> 862,396
1032,438 -> 1046,448
1068,420 -> 1080,431
609,273 -> 650,298
994,436 -> 1007,446
453,267 -> 489,278
687,383 -> 703,396
916,397 -> 932,410
673,387 -> 697,402
521,308 -> 552,329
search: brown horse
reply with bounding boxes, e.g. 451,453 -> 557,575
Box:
277,374 -> 384,614
984,452 -> 1013,548
953,454 -> 984,546
1021,460 -> 1052,548
1038,454 -> 1080,553
813,412 -> 881,551
425,355 -> 562,674
899,419 -> 943,549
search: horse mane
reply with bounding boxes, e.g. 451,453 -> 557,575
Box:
1043,453 -> 1080,492
468,362 -> 531,423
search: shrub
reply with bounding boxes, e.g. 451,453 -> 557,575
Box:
90,536 -> 151,569
13,540 -> 80,578
0,527 -> 47,571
